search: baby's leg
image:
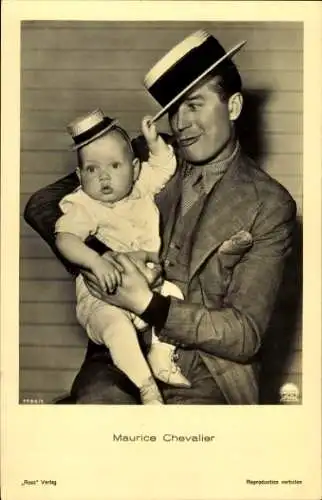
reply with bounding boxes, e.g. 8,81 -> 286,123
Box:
85,305 -> 163,404
147,280 -> 191,388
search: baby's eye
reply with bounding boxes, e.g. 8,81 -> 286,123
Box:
86,165 -> 96,173
111,162 -> 120,169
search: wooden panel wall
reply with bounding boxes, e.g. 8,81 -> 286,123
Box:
20,21 -> 303,404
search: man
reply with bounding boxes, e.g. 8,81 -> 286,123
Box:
24,30 -> 296,404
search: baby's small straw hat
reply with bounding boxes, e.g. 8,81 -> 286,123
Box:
67,109 -> 118,150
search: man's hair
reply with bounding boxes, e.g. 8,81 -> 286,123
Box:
208,61 -> 242,101
168,60 -> 243,121
77,125 -> 134,167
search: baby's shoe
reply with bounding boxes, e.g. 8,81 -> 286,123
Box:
139,377 -> 164,405
148,343 -> 191,388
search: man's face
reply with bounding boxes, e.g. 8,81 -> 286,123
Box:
169,78 -> 234,164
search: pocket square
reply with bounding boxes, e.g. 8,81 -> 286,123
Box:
218,230 -> 253,255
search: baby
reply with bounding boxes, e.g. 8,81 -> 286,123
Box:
55,109 -> 190,405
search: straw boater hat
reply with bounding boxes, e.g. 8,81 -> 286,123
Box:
143,30 -> 246,123
67,109 -> 118,150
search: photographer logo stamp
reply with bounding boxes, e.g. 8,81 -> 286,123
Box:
279,383 -> 300,404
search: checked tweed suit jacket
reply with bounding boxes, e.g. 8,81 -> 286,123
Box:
154,149 -> 296,404
24,140 -> 296,405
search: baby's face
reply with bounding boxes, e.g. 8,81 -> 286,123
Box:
77,131 -> 138,204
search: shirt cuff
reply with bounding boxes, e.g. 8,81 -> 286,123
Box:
85,236 -> 110,255
139,292 -> 171,331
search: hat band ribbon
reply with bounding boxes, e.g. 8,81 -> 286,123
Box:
148,36 -> 227,108
73,117 -> 115,146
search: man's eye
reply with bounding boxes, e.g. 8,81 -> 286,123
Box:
188,102 -> 200,111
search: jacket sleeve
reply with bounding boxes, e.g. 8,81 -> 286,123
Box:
157,196 -> 297,363
24,172 -> 81,274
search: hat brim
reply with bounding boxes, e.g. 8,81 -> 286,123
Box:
150,40 -> 246,123
71,118 -> 119,150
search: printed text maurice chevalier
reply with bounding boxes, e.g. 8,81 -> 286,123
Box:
112,433 -> 215,443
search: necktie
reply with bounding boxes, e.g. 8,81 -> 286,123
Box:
180,166 -> 203,216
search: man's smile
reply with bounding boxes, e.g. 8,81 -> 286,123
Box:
178,135 -> 201,147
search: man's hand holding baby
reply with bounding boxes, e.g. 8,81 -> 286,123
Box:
119,250 -> 163,289
81,252 -> 155,314
82,249 -> 163,300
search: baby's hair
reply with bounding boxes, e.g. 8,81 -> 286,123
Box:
113,125 -> 135,160
77,125 -> 135,167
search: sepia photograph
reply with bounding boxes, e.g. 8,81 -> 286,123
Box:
2,2 -> 321,499
20,20 -> 303,406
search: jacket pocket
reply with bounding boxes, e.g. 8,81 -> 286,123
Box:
198,233 -> 253,303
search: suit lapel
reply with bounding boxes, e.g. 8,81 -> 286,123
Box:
188,156 -> 261,281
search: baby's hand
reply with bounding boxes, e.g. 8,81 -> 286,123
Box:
141,116 -> 160,154
90,254 -> 122,294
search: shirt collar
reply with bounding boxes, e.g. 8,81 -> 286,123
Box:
185,141 -> 241,195
202,141 -> 241,194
